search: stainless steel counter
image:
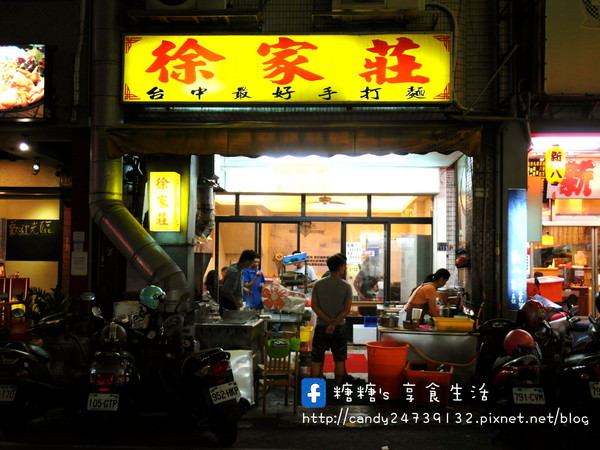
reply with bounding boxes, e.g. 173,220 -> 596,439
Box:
377,326 -> 479,387
195,319 -> 265,367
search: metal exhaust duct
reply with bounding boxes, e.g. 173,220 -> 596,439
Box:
89,0 -> 189,307
196,176 -> 217,240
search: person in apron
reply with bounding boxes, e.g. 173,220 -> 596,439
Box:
403,268 -> 451,324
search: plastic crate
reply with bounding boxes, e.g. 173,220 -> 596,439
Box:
363,315 -> 377,327
353,324 -> 377,344
267,339 -> 290,358
404,361 -> 454,406
432,317 -> 474,332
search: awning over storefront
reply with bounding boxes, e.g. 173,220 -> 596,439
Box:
106,123 -> 481,158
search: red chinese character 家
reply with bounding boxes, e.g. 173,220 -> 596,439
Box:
257,37 -> 324,85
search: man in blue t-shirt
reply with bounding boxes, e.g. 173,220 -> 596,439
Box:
242,257 -> 265,310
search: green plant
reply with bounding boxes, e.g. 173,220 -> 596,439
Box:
25,287 -> 72,323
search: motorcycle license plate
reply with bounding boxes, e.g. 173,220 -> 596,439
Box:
87,393 -> 119,412
0,385 -> 17,403
590,381 -> 600,399
209,381 -> 240,405
512,387 -> 545,405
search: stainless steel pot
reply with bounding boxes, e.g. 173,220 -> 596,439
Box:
380,314 -> 398,327
439,305 -> 451,317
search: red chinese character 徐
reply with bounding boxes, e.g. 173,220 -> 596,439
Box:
146,39 -> 226,85
359,37 -> 430,85
154,177 -> 170,190
257,37 -> 324,85
559,160 -> 595,197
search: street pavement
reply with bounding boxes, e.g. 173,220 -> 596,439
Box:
0,393 -> 595,450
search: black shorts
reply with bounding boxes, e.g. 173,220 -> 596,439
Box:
311,324 -> 347,363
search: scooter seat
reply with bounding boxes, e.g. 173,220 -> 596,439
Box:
5,342 -> 51,361
571,319 -> 590,332
564,353 -> 587,365
27,344 -> 52,361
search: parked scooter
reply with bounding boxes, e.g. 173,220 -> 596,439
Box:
0,312 -> 95,433
121,285 -> 243,446
490,329 -> 552,411
557,315 -> 600,415
86,318 -> 140,421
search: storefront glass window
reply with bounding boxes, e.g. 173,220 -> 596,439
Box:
214,194 -> 236,216
260,223 -> 298,278
239,195 -> 301,216
217,222 -> 256,268
345,223 -> 386,301
390,224 -> 433,303
299,221 -> 341,278
531,226 -> 592,315
305,195 -> 367,217
371,196 -> 432,218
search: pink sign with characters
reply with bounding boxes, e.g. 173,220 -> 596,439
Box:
546,157 -> 600,199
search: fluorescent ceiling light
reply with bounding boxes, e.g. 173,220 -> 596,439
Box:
531,134 -> 600,153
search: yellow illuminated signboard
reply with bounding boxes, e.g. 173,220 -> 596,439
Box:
149,172 -> 181,232
123,34 -> 451,103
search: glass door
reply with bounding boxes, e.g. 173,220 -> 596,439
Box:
260,223 -> 298,280
217,222 -> 256,270
390,223 -> 433,303
344,223 -> 386,301
299,221 -> 341,279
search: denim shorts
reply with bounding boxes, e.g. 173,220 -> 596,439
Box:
311,324 -> 347,363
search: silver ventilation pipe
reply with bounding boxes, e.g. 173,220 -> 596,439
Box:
196,176 -> 217,240
89,0 -> 189,307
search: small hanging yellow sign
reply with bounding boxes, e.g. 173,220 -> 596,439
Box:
149,172 -> 181,232
545,146 -> 566,185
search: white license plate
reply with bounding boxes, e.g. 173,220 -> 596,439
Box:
209,381 -> 240,405
512,387 -> 545,405
87,393 -> 119,411
590,381 -> 600,399
0,385 -> 17,403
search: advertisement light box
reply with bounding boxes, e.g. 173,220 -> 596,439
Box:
0,44 -> 45,119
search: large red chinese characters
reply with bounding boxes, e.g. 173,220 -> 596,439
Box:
257,37 -> 324,85
360,37 -> 430,85
560,160 -> 595,197
146,38 -> 226,85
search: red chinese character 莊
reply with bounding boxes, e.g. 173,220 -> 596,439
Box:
257,37 -> 324,85
146,38 -> 226,85
359,37 -> 430,85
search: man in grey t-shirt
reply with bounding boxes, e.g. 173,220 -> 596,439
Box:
310,253 -> 352,387
220,249 -> 258,315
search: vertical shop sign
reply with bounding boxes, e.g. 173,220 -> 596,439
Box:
544,146 -> 566,185
149,172 -> 181,232
507,189 -> 527,310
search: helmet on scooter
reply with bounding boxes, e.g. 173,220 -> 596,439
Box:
517,298 -> 547,330
139,285 -> 165,310
503,329 -> 536,356
100,322 -> 127,346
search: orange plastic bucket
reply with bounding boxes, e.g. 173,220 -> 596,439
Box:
366,341 -> 409,400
